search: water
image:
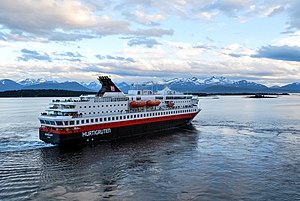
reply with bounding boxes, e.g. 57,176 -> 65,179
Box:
0,96 -> 299,200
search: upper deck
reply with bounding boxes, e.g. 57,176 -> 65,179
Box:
38,76 -> 200,125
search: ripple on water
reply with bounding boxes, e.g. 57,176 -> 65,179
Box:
0,96 -> 300,200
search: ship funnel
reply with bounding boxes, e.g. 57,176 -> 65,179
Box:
97,76 -> 121,96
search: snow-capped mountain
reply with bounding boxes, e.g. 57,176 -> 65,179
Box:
18,78 -> 57,86
159,76 -> 232,86
81,76 -> 298,93
0,79 -> 22,91
232,80 -> 268,89
81,81 -> 131,92
203,76 -> 233,85
0,79 -> 91,92
80,81 -> 100,92
22,81 -> 92,91
280,82 -> 300,92
1,76 -> 300,93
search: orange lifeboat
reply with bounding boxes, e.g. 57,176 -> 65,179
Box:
167,102 -> 175,108
130,101 -> 146,108
146,100 -> 160,107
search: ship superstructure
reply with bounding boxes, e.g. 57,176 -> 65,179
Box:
38,76 -> 201,145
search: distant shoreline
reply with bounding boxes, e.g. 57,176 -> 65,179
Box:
0,89 -> 291,98
187,92 -> 290,96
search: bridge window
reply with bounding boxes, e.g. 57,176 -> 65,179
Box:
40,120 -> 45,124
64,121 -> 69,125
76,120 -> 80,124
70,121 -> 75,125
81,120 -> 84,124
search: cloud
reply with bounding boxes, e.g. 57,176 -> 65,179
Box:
206,0 -> 253,17
95,54 -> 136,62
48,31 -> 96,41
254,1 -> 300,32
18,49 -> 51,62
252,45 -> 300,62
96,16 -> 131,35
228,53 -> 244,58
127,37 -> 161,48
2,42 -> 300,86
53,51 -> 83,62
276,31 -> 300,47
3,0 -> 297,44
0,0 -> 98,34
0,0 -> 173,42
0,41 -> 9,47
123,10 -> 165,26
193,44 -> 216,50
259,4 -> 286,17
0,0 -> 102,42
95,55 -> 105,60
55,52 -> 83,58
132,28 -> 173,37
286,1 -> 300,31
6,31 -> 47,42
17,49 -> 86,62
0,31 -> 7,41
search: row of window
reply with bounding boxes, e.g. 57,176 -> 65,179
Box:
166,96 -> 192,100
41,109 -> 198,126
80,110 -> 124,115
79,104 -> 126,109
173,100 -> 190,103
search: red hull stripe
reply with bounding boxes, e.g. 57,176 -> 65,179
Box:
40,112 -> 199,135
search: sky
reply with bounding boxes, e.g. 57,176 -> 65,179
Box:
0,0 -> 300,86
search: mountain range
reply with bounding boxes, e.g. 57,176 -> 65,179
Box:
1,76 -> 300,93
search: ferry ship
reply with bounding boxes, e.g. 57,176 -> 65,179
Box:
38,76 -> 201,145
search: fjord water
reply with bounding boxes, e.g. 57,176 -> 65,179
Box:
0,96 -> 299,200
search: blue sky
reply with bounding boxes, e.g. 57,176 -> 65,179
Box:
0,0 -> 300,86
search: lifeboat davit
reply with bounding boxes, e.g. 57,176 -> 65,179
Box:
146,100 -> 160,107
130,101 -> 146,108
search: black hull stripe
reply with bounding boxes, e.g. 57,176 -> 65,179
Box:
40,116 -> 195,145
39,112 -> 199,135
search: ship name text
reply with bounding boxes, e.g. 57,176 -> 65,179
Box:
82,128 -> 111,137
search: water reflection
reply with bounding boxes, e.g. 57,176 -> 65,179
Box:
31,126 -> 199,200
